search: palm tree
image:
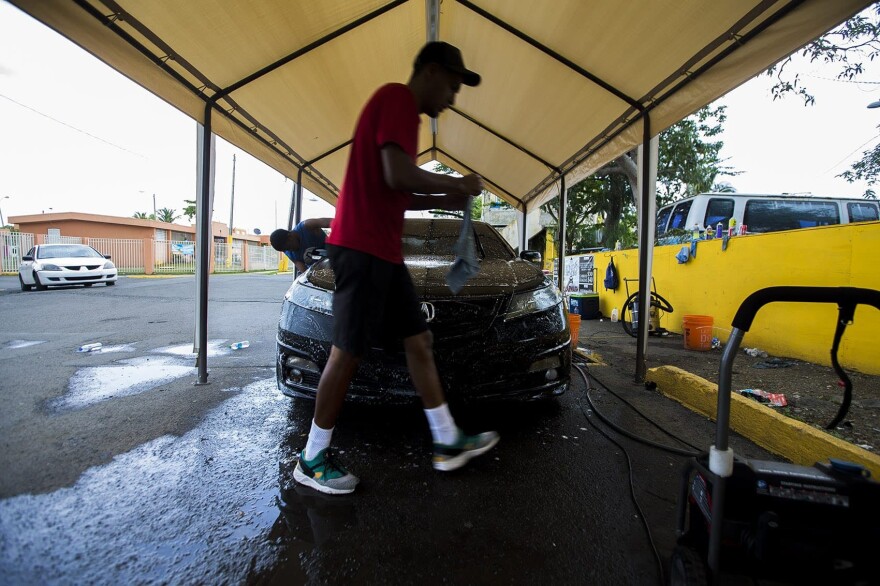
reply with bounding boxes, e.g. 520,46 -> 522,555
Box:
133,211 -> 155,220
156,208 -> 178,223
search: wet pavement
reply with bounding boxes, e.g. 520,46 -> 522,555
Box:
0,274 -> 775,584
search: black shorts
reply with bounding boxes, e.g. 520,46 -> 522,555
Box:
327,244 -> 427,357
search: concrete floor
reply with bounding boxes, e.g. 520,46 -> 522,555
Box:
0,274 -> 776,584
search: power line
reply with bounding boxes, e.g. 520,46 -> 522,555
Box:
0,93 -> 146,158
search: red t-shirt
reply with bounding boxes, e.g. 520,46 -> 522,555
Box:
326,83 -> 420,264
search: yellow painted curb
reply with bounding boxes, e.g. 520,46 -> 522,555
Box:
647,365 -> 880,478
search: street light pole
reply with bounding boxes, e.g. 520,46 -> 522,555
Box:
153,193 -> 157,219
0,196 -> 9,227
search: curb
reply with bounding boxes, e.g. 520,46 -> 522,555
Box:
646,365 -> 880,478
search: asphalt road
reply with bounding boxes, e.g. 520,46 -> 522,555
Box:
0,274 -> 773,584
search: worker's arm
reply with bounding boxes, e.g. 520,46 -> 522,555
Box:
380,144 -> 482,211
301,217 -> 332,230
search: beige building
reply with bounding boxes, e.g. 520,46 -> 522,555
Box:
7,212 -> 271,274
9,211 -> 262,245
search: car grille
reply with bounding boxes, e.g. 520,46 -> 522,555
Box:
62,265 -> 102,270
425,297 -> 503,340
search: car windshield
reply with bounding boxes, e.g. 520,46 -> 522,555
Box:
401,219 -> 516,260
37,245 -> 103,259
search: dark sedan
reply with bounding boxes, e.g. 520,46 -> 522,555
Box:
276,218 -> 571,403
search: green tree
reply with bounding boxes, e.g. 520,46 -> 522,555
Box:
766,5 -> 879,199
133,211 -> 155,220
542,105 -> 734,251
182,199 -> 197,222
431,163 -> 490,219
156,207 -> 178,223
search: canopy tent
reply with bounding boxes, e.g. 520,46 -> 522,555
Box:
10,0 -> 871,382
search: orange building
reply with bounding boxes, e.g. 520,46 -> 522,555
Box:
8,212 -> 269,274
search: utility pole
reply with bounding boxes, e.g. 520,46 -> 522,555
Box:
226,154 -> 237,268
228,154 -> 236,235
153,193 -> 157,219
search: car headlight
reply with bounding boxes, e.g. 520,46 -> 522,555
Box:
287,283 -> 333,315
35,263 -> 60,271
505,285 -> 563,320
103,261 -> 115,269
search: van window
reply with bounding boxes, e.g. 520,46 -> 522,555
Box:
847,201 -> 879,223
668,200 -> 693,231
704,198 -> 734,228
744,200 -> 840,233
656,206 -> 673,235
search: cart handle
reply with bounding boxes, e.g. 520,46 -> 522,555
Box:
732,286 -> 880,331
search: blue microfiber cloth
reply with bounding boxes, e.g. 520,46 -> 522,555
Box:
675,246 -> 690,264
446,196 -> 480,294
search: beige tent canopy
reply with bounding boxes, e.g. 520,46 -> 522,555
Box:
10,0 -> 870,381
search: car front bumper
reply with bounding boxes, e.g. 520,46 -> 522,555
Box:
276,301 -> 571,404
40,269 -> 118,286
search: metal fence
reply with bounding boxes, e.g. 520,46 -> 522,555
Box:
154,240 -> 196,273
248,244 -> 281,271
213,241 -> 243,273
0,232 -> 35,272
87,238 -> 145,274
1,232 -> 281,275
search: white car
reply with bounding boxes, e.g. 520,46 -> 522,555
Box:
19,244 -> 118,291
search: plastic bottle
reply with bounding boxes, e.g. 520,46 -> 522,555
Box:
230,341 -> 250,350
77,342 -> 102,352
728,217 -> 737,237
614,240 -> 622,251
610,307 -> 619,322
715,222 -> 723,239
691,224 -> 701,240
704,225 -> 713,240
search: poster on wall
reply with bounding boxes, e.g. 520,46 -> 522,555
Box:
552,255 -> 595,293
564,257 -> 579,293
579,255 -> 594,292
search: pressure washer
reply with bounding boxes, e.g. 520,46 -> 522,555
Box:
670,287 -> 880,585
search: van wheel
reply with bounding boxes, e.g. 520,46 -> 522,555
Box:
33,272 -> 47,291
19,274 -> 32,291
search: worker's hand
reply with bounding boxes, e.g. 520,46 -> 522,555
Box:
459,174 -> 484,196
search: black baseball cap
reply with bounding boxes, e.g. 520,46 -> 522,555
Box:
414,41 -> 481,87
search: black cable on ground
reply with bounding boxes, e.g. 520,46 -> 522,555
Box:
573,363 -> 665,585
583,366 -> 701,455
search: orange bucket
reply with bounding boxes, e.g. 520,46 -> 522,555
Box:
568,312 -> 582,345
682,315 -> 713,351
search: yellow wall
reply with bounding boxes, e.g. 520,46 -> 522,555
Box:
588,222 -> 880,374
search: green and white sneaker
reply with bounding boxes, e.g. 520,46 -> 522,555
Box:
294,448 -> 359,495
433,430 -> 500,471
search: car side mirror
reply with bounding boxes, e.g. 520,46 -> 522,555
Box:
520,250 -> 542,264
305,247 -> 327,263
104,254 -> 112,260
22,255 -> 33,261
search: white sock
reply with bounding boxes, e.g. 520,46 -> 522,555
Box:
424,403 -> 459,445
304,419 -> 333,461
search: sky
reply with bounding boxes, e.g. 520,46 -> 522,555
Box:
0,2 -> 878,233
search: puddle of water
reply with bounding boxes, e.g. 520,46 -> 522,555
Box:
0,378 -> 291,585
153,340 -> 230,358
5,340 -> 45,349
51,356 -> 194,411
93,344 -> 137,354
